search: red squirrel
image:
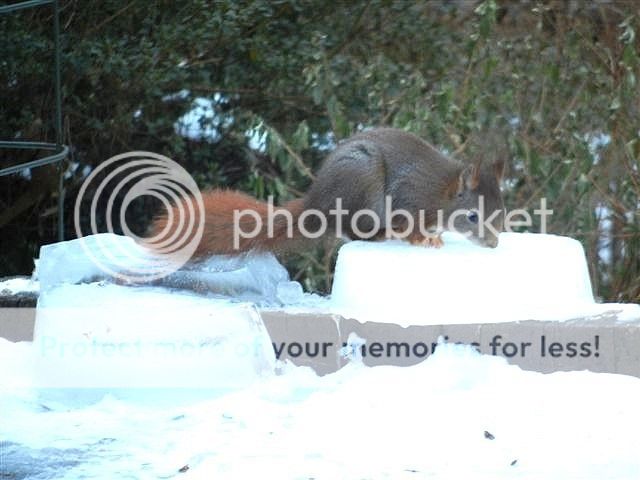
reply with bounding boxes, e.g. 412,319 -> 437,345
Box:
149,128 -> 505,257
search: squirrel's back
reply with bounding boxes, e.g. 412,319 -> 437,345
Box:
148,127 -> 505,258
304,128 -> 464,227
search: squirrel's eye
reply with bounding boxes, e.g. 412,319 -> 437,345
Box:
467,211 -> 479,224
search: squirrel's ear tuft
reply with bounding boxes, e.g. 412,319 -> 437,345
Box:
467,160 -> 482,190
454,161 -> 482,196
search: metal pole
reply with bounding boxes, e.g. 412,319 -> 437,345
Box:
53,0 -> 64,241
0,0 -> 53,14
0,0 -> 69,243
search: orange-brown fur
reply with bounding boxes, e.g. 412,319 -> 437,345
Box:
149,190 -> 305,257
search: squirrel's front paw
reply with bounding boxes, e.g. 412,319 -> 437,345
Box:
428,233 -> 444,248
408,232 -> 444,248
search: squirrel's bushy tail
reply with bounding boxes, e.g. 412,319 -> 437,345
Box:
148,189 -> 306,258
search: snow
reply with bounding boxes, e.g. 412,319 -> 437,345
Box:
0,277 -> 39,295
1,340 -> 639,479
3,232 -> 640,477
173,94 -> 235,142
586,131 -> 611,165
246,125 -> 268,151
174,97 -> 221,141
330,232 -> 640,325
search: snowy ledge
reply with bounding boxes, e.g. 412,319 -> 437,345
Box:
1,233 -> 640,479
2,231 -> 638,324
0,232 -> 639,381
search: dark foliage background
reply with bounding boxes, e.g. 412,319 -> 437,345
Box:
1,0 -> 638,301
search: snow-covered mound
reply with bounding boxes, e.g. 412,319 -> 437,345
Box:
331,232 -> 639,324
2,340 -> 639,479
0,277 -> 39,295
3,232 -> 640,477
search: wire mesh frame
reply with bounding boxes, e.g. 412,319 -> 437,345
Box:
0,0 -> 67,241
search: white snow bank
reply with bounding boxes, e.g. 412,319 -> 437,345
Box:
2,340 -> 639,479
331,232 -> 640,325
32,283 -> 275,404
0,277 -> 39,295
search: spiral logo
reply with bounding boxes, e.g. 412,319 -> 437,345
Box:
74,151 -> 204,282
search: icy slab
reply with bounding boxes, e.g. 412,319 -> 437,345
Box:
331,232 -> 640,325
32,283 -> 275,405
36,233 -> 306,305
36,233 -> 155,290
166,254 -> 302,305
